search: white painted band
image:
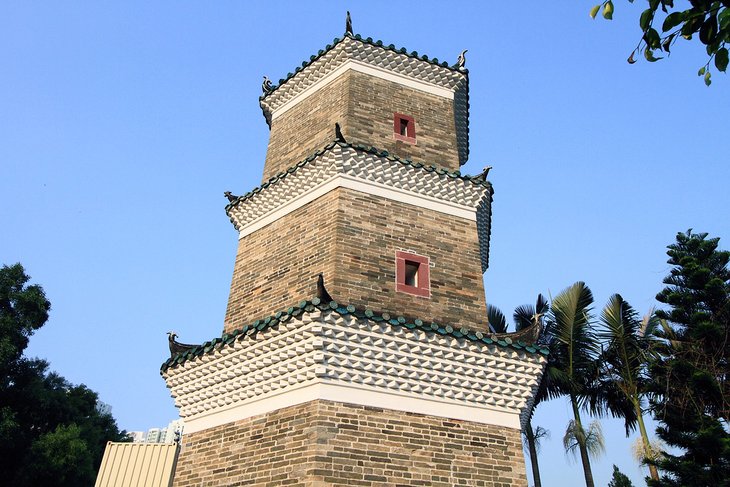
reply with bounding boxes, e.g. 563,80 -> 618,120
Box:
271,59 -> 454,121
183,379 -> 521,434
238,174 -> 476,239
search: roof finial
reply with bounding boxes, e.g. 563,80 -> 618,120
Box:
317,273 -> 333,303
335,122 -> 346,143
167,331 -> 197,359
345,11 -> 353,35
477,166 -> 492,181
224,191 -> 238,203
456,49 -> 468,70
262,76 -> 273,95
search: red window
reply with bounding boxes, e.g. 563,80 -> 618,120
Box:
395,251 -> 430,297
393,113 -> 416,143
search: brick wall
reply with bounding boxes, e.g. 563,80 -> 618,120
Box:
223,187 -> 487,334
262,70 -> 461,182
173,400 -> 527,486
346,71 -> 460,172
263,73 -> 350,183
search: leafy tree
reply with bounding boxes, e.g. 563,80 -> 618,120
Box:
547,282 -> 602,487
608,464 -> 636,487
0,263 -> 127,487
598,296 -> 660,481
590,0 -> 729,84
646,231 -> 730,486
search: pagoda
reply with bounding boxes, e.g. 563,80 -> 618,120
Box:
162,15 -> 547,486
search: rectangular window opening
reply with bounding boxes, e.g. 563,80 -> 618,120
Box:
399,118 -> 409,136
393,113 -> 416,143
395,250 -> 430,298
404,261 -> 419,287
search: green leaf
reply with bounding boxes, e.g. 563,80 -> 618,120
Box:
590,4 -> 602,19
662,11 -> 684,32
640,8 -> 654,31
699,15 -> 718,45
644,47 -> 663,62
682,14 -> 704,37
644,28 -> 662,48
662,32 -> 676,52
720,8 -> 730,30
698,66 -> 706,75
715,47 -> 729,72
704,70 -> 712,86
603,0 -> 614,20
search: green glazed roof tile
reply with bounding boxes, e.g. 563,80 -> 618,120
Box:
160,298 -> 546,373
224,139 -> 493,213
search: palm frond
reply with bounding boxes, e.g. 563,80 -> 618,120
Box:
563,419 -> 605,461
487,304 -> 508,333
513,304 -> 535,331
549,282 -> 598,392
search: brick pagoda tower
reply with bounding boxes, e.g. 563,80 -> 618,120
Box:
162,18 -> 547,486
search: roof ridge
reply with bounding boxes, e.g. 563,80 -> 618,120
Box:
259,32 -> 467,102
225,139 -> 491,213
160,298 -> 549,372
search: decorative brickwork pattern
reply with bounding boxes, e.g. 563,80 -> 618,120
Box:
172,400 -> 528,487
227,142 -> 493,273
223,186 -> 489,334
260,35 -> 469,180
262,71 -> 350,183
164,310 -> 545,432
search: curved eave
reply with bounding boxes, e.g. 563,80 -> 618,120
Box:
225,139 -> 490,219
160,298 -> 549,373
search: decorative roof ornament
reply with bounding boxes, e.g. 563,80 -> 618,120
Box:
345,11 -> 353,35
334,122 -> 346,143
316,273 -> 333,303
477,165 -> 492,181
223,191 -> 238,203
167,331 -> 197,359
456,49 -> 468,70
261,76 -> 273,95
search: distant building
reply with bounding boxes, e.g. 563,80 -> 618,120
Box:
145,428 -> 162,443
126,431 -> 145,443
126,420 -> 184,444
96,401 -> 112,416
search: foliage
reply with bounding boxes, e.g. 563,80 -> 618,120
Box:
0,263 -> 127,487
547,282 -> 602,487
487,303 -> 508,333
608,464 -> 636,487
597,295 -> 660,480
590,0 -> 729,84
563,419 -> 605,461
0,263 -> 50,378
647,231 -> 730,486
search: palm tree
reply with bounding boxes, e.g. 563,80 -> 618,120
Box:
488,295 -> 550,487
522,422 -> 549,487
548,281 -> 601,487
598,295 -> 660,481
514,295 -> 550,487
563,419 -> 605,462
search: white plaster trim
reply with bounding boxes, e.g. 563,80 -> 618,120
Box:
183,380 -> 520,434
238,173 -> 476,239
271,59 -> 454,121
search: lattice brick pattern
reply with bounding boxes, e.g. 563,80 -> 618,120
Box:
226,144 -> 489,228
162,310 -> 545,429
261,37 -> 465,116
259,36 -> 470,165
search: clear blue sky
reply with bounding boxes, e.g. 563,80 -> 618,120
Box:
2,2 -> 726,486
